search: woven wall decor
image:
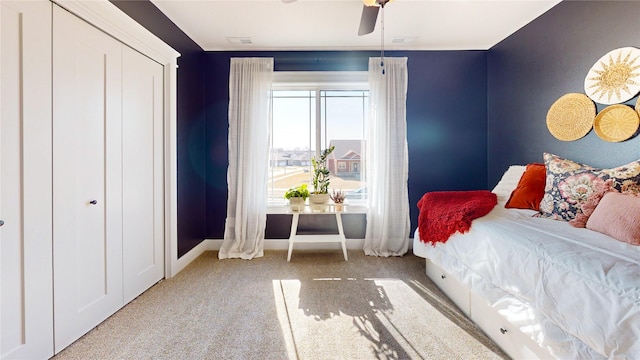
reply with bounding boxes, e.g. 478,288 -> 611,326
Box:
584,47 -> 640,105
546,93 -> 596,141
594,104 -> 639,142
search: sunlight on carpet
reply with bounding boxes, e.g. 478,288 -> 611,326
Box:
273,277 -> 503,359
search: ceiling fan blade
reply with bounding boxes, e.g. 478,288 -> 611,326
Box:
358,5 -> 379,36
281,0 -> 297,3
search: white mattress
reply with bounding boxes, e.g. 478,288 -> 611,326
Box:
412,228 -> 429,258
416,204 -> 640,359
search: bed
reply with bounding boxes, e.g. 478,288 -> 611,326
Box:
413,164 -> 640,359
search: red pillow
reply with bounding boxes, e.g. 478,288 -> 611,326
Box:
505,163 -> 546,210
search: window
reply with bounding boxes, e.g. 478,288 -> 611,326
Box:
268,72 -> 368,205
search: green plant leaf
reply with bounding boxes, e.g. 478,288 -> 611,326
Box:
311,146 -> 335,194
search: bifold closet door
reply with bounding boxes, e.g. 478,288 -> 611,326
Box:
0,1 -> 53,359
122,46 -> 165,304
52,5 -> 124,353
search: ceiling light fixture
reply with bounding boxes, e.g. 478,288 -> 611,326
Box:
362,0 -> 393,6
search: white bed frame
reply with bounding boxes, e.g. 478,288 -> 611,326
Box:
425,259 -> 552,359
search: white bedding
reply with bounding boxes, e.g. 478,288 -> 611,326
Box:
414,203 -> 640,359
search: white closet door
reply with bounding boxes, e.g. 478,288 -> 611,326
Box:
122,46 -> 165,303
0,1 -> 53,359
52,5 -> 124,353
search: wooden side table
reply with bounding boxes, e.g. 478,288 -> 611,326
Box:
287,204 -> 348,262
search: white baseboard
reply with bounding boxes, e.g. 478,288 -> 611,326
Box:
204,238 -> 366,251
171,240 -> 217,277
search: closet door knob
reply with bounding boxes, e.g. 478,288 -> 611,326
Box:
500,328 -> 508,334
0,220 -> 4,226
89,200 -> 98,205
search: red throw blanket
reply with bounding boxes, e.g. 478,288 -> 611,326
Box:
417,190 -> 497,245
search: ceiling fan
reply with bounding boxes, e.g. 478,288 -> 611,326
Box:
281,0 -> 393,36
358,0 -> 392,36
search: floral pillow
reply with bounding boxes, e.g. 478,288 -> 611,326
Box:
537,153 -> 640,221
569,179 -> 615,228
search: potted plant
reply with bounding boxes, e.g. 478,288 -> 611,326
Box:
330,189 -> 346,211
309,145 -> 335,204
284,183 -> 309,211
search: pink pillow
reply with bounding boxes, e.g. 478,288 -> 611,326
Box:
569,179 -> 615,228
586,192 -> 640,245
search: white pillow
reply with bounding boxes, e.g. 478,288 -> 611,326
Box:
492,165 -> 526,202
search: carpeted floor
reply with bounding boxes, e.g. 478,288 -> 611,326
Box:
52,250 -> 508,360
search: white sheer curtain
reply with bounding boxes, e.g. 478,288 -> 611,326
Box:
364,57 -> 410,256
220,58 -> 273,260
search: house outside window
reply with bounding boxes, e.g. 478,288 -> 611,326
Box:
268,71 -> 368,205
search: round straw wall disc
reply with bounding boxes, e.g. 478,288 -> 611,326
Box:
546,93 -> 595,141
594,104 -> 639,142
584,47 -> 640,105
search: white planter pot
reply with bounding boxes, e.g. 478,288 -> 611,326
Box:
309,193 -> 330,204
288,197 -> 305,211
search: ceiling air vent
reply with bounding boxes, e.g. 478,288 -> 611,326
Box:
226,37 -> 252,44
391,36 -> 417,44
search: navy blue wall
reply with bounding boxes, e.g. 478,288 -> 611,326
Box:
89,2 -> 492,245
107,0 -> 640,255
113,1 -> 487,251
203,51 -> 488,239
110,1 -> 207,257
487,1 -> 640,187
